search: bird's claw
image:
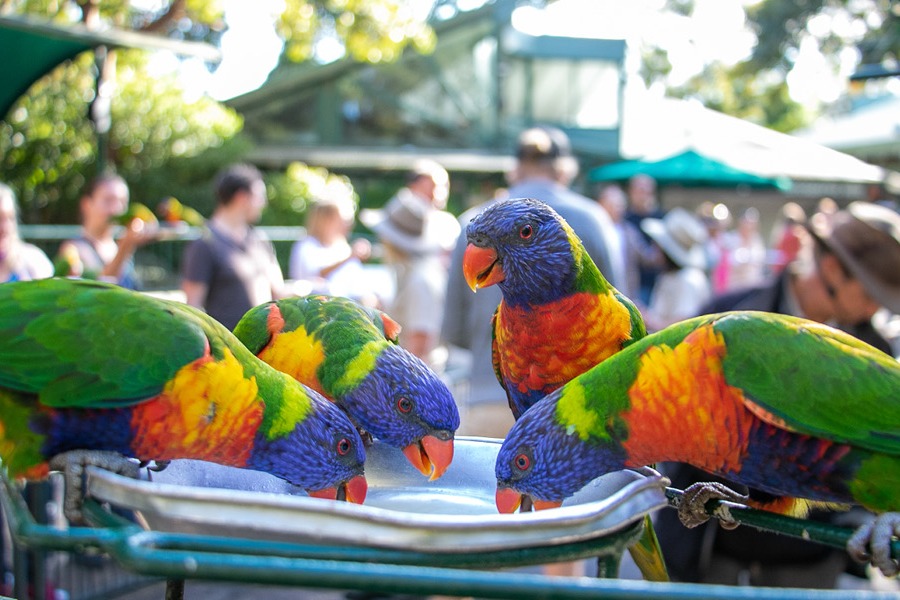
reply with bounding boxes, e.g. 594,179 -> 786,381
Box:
49,450 -> 140,524
677,481 -> 748,530
847,513 -> 900,577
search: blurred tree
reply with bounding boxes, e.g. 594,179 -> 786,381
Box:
0,0 -> 435,224
642,0 -> 896,132
744,0 -> 897,75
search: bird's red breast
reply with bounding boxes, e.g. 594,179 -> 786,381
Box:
495,292 -> 634,399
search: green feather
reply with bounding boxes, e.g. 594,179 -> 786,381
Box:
259,296 -> 391,396
232,302 -> 275,355
716,312 -> 900,456
0,279 -> 225,408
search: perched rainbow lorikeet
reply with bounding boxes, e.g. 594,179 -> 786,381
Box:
113,201 -> 158,227
0,279 -> 367,521
156,196 -> 205,227
233,295 -> 459,480
496,311 -> 900,575
462,197 -> 665,580
462,197 -> 645,420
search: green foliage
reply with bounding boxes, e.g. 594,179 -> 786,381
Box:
0,49 -> 242,224
3,0 -> 432,225
669,62 -> 810,133
278,0 -> 436,63
1,53 -> 98,224
261,161 -> 358,226
654,0 -> 896,131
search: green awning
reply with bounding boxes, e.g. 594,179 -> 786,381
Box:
0,13 -> 221,119
588,149 -> 793,190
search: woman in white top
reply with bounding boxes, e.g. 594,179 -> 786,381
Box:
289,193 -> 372,300
641,207 -> 712,332
0,183 -> 53,283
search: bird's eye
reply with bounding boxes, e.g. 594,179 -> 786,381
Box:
519,224 -> 533,239
337,437 -> 352,456
514,453 -> 531,471
397,396 -> 414,414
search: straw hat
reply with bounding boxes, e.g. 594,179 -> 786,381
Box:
641,207 -> 709,269
359,190 -> 459,255
807,201 -> 900,313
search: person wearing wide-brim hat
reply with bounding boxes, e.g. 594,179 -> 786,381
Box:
359,189 -> 459,258
640,207 -> 712,331
806,200 -> 900,336
360,164 -> 460,366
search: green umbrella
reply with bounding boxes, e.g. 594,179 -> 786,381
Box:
588,149 -> 792,190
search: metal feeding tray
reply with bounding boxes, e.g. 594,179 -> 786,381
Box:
86,436 -> 668,553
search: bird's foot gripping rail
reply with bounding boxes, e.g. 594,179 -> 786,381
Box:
665,487 -> 900,566
2,466 -> 897,599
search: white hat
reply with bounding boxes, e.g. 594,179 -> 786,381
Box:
359,189 -> 459,255
641,207 -> 709,269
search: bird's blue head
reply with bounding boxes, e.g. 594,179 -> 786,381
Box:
463,198 -> 584,307
249,388 -> 367,504
340,344 -> 460,480
494,391 -> 627,513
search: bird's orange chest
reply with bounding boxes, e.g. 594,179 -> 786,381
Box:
495,292 -> 629,395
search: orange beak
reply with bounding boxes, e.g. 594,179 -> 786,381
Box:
495,487 -> 562,513
495,487 -> 525,513
462,244 -> 504,292
402,434 -> 455,481
307,474 -> 368,504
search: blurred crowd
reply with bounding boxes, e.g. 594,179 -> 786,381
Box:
3,125 -> 900,591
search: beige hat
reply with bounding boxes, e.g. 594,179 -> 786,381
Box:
641,207 -> 709,269
808,201 -> 900,313
359,190 -> 459,255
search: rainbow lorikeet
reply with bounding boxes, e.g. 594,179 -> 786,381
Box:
156,196 -> 205,227
495,311 -> 900,575
462,197 -> 645,420
233,295 -> 459,480
0,279 -> 367,521
462,197 -> 665,580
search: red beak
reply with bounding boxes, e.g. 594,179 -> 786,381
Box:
308,474 -> 368,504
495,487 -> 563,513
462,244 -> 504,291
495,486 -> 525,513
402,434 -> 454,481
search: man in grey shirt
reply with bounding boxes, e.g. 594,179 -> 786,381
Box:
441,126 -> 622,437
181,164 -> 286,330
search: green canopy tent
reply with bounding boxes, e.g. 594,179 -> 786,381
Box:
588,149 -> 792,191
0,13 -> 221,119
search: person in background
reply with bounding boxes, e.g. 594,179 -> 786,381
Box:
640,207 -> 711,332
657,201 -> 900,589
696,201 -> 733,295
597,183 -> 650,301
0,183 -> 53,283
181,164 -> 287,330
725,207 -> 767,291
624,173 -> 666,305
57,173 -> 156,289
361,160 -> 459,366
442,126 -> 618,441
769,201 -> 808,275
289,191 -> 374,304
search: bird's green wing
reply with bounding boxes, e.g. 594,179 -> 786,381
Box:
232,301 -> 274,354
0,279 -> 209,408
716,311 -> 900,456
615,291 -> 647,347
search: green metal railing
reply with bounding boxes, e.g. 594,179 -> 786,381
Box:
2,468 -> 898,599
